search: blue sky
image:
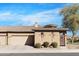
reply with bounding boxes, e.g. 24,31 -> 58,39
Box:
0,3 -> 67,26
0,3 -> 76,36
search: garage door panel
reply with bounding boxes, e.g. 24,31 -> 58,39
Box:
0,36 -> 6,46
8,36 -> 28,46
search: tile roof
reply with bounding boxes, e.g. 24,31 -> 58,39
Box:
34,27 -> 68,31
0,26 -> 68,32
0,26 -> 35,32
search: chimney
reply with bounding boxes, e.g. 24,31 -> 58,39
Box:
34,22 -> 39,27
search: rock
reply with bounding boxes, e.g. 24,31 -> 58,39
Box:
41,46 -> 44,48
49,46 -> 53,48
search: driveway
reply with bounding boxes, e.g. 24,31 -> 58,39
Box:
0,46 -> 79,56
0,46 -> 79,53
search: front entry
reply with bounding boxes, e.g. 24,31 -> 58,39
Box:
60,33 -> 65,46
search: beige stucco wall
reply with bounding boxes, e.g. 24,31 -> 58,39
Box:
35,32 -> 42,45
52,32 -> 60,47
35,32 -> 60,47
43,32 -> 52,44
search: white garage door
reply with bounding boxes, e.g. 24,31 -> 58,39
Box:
0,33 -> 6,46
8,35 -> 28,46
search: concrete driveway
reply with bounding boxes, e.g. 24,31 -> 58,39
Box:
0,46 -> 79,56
0,46 -> 79,53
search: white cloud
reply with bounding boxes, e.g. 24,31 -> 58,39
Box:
0,12 -> 12,20
0,8 -> 61,26
21,8 -> 61,25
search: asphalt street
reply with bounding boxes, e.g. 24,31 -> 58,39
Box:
0,53 -> 79,56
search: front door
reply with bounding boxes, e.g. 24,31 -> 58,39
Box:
60,33 -> 65,46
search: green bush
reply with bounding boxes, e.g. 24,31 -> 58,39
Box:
67,38 -> 72,43
74,39 -> 78,42
42,42 -> 49,48
73,37 -> 79,42
34,43 -> 41,48
50,42 -> 58,48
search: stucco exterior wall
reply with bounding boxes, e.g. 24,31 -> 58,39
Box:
43,32 -> 60,46
43,32 -> 52,44
35,32 -> 42,45
53,32 -> 60,47
35,32 -> 53,45
35,31 -> 60,47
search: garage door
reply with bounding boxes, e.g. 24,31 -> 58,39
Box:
8,35 -> 28,46
0,33 -> 6,46
8,33 -> 34,46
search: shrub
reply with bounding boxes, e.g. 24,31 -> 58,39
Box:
50,42 -> 58,48
74,39 -> 78,42
42,42 -> 49,48
67,38 -> 72,44
34,43 -> 41,48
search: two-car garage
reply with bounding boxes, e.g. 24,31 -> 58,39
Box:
0,33 -> 34,46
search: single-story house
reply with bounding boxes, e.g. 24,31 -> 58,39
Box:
0,24 -> 68,47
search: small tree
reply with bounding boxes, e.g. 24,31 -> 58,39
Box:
60,4 -> 79,43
